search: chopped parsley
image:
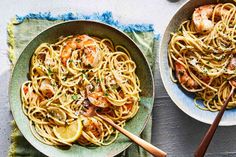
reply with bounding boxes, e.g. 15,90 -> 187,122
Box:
214,57 -> 218,61
81,74 -> 88,79
72,94 -> 78,100
94,77 -> 100,83
51,82 -> 56,87
81,119 -> 85,125
48,68 -> 53,76
104,92 -> 109,96
111,84 -> 119,90
203,67 -> 208,74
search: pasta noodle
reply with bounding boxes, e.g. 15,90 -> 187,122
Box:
168,3 -> 236,111
21,34 -> 141,146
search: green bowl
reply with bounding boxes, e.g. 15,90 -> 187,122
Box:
9,20 -> 154,157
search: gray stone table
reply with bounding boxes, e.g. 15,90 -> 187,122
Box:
1,0 -> 236,156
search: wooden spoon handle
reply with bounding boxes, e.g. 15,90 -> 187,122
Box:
97,115 -> 167,157
194,87 -> 235,157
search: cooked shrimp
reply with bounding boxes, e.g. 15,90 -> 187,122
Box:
81,46 -> 100,68
192,4 -> 227,33
61,35 -> 101,67
39,79 -> 55,98
87,86 -> 109,108
44,57 -> 55,67
88,92 -> 109,108
227,57 -> 236,70
201,75 -> 211,84
175,59 -> 199,89
37,51 -> 55,67
61,40 -> 77,65
23,86 -> 29,94
81,102 -> 96,117
81,117 -> 102,137
125,103 -> 133,110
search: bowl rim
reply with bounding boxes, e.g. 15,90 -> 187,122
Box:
159,0 -> 236,126
8,20 -> 155,156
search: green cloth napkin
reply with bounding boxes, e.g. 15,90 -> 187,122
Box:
7,17 -> 157,157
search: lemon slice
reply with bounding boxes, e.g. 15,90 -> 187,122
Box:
53,119 -> 83,143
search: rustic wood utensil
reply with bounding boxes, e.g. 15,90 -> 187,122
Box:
194,80 -> 236,157
86,106 -> 167,157
97,114 -> 167,157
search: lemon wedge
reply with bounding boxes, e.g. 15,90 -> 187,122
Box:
53,118 -> 83,143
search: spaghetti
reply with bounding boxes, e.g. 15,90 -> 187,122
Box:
168,3 -> 236,111
21,34 -> 141,146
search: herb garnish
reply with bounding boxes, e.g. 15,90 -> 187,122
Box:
48,68 -> 53,76
68,59 -> 73,63
72,94 -> 78,100
104,92 -> 109,96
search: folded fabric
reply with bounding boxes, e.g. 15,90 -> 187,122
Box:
7,11 -> 158,157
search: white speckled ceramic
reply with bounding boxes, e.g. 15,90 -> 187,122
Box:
159,0 -> 236,126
